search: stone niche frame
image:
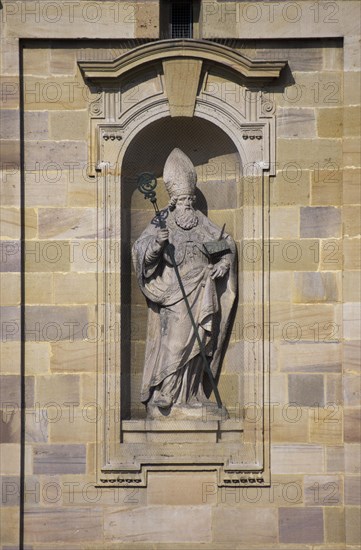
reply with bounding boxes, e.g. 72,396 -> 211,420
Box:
78,39 -> 287,488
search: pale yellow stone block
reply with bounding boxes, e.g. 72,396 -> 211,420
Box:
278,342 -> 341,373
67,171 -> 97,207
49,409 -> 96,443
0,207 -> 37,239
25,342 -> 51,374
343,71 -> 361,105
53,273 -> 97,304
79,373 -> 96,404
36,374 -> 80,405
270,207 -> 299,238
317,107 -> 343,138
25,273 -> 53,304
270,169 -> 310,206
0,342 -> 20,374
270,271 -> 292,302
49,48 -> 77,76
278,139 -> 342,168
25,241 -> 71,273
309,407 -> 343,445
343,168 -> 361,204
320,239 -> 342,270
271,405 -> 309,443
343,205 -> 361,237
23,48 -> 50,76
49,110 -> 88,140
325,508 -> 345,543
343,340 -> 361,374
276,72 -> 342,109
344,106 -> 361,137
0,506 -> 19,545
311,170 -> 342,206
50,340 -> 97,372
272,444 -> 324,474
271,303 -> 340,341
343,138 -> 361,168
0,443 -> 33,475
24,77 -> 88,111
271,239 -> 320,271
0,273 -> 20,305
344,238 -> 361,270
148,472 -> 217,505
304,475 -> 342,507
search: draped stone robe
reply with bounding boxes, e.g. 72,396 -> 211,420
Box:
132,208 -> 237,406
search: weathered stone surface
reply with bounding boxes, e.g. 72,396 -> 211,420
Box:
104,505 -> 212,542
25,342 -> 51,374
288,374 -> 324,407
343,341 -> 361,374
0,375 -> 34,408
271,405 -> 309,443
24,111 -> 49,140
343,168 -> 361,204
270,169 -> 310,206
304,475 -> 342,506
311,169 -> 342,206
317,107 -> 343,138
277,108 -> 316,138
54,273 -> 97,304
345,443 -> 361,474
25,141 -> 87,170
343,271 -> 361,302
271,445 -> 324,474
0,110 -> 20,139
278,139 -> 342,167
36,374 -> 80,405
343,205 -> 361,237
50,341 -> 97,373
343,374 -> 361,406
0,306 -> 20,341
293,271 -> 339,303
33,444 -> 86,474
344,238 -> 361,270
213,507 -> 277,544
345,475 -> 361,505
23,48 -> 50,76
309,406 -> 343,445
148,472 -> 217,505
49,48 -> 77,75
300,207 -> 341,238
0,140 -> 20,165
49,111 -> 88,140
343,137 -> 361,167
320,238 -> 342,271
50,409 -> 96,444
0,273 -> 20,306
0,77 -> 20,109
279,507 -> 324,543
38,208 -> 97,239
325,507 -> 345,544
270,207 -> 299,238
343,302 -> 361,340
326,446 -> 345,473
344,105 -> 361,137
0,506 -> 19,545
24,507 -> 102,543
0,343 -> 20,374
25,273 -> 53,304
279,342 -> 341,373
25,306 -> 88,341
344,408 -> 361,443
345,505 -> 361,544
25,241 -> 71,272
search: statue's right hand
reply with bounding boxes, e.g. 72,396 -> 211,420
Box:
156,228 -> 169,245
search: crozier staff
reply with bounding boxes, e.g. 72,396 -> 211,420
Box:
132,148 -> 237,416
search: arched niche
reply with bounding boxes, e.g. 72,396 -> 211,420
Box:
78,39 -> 287,486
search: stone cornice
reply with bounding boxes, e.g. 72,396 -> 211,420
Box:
78,38 -> 287,83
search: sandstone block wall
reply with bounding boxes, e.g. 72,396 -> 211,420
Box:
1,2 -> 360,548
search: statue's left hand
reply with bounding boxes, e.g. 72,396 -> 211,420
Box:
209,261 -> 229,279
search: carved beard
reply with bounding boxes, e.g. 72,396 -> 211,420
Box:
174,205 -> 198,230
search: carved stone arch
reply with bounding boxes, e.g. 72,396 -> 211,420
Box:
78,39 -> 286,487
